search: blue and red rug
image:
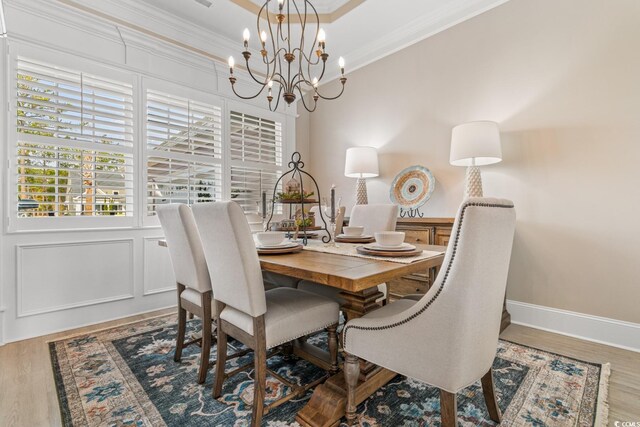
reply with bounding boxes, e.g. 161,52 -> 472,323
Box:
49,314 -> 609,426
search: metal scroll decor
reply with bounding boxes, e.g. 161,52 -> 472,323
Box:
389,165 -> 436,218
266,152 -> 331,244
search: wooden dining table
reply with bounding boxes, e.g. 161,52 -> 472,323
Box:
160,239 -> 446,427
259,243 -> 446,427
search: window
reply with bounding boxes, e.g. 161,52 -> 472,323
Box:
229,111 -> 283,212
146,90 -> 223,214
15,57 -> 134,218
9,51 -> 291,231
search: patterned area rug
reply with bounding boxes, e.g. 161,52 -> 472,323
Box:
49,314 -> 609,426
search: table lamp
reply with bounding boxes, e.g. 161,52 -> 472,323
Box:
450,121 -> 502,198
345,146 -> 379,205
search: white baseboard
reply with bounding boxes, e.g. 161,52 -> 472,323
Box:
0,305 -> 175,346
507,300 -> 640,353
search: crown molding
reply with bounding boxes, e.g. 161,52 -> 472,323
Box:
321,0 -> 512,83
3,0 -> 296,116
54,0 -> 247,62
4,0 -> 219,80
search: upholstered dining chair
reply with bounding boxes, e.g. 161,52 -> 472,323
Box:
341,198 -> 516,426
157,204 -> 216,384
299,204 -> 399,305
349,203 -> 399,236
192,201 -> 341,427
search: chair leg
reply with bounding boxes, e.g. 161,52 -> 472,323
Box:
327,324 -> 339,375
212,324 -> 228,398
251,317 -> 267,427
481,368 -> 502,423
174,285 -> 186,363
197,292 -> 213,384
344,352 -> 360,425
439,389 -> 457,427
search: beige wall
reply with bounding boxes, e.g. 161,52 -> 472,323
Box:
300,0 -> 640,324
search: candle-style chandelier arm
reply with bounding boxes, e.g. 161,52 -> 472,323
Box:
296,47 -> 323,67
314,78 -> 347,100
229,81 -> 268,100
270,72 -> 288,88
296,84 -> 318,112
269,83 -> 284,111
243,55 -> 272,85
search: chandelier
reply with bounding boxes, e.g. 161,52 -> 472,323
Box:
227,0 -> 347,112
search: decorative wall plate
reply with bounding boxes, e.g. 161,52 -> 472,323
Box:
389,165 -> 435,213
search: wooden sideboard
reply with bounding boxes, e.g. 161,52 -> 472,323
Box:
390,217 -> 511,332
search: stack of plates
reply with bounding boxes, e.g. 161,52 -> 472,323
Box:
335,234 -> 375,243
356,243 -> 422,258
363,243 -> 416,252
256,241 -> 304,255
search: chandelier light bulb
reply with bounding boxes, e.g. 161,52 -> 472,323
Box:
338,57 -> 345,68
243,28 -> 250,42
312,77 -> 318,88
228,56 -> 235,70
267,80 -> 273,88
261,30 -> 267,43
317,29 -> 326,43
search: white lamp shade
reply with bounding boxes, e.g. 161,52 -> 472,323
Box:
450,121 -> 502,166
344,146 -> 379,178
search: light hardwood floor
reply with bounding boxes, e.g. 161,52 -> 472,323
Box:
0,311 -> 638,426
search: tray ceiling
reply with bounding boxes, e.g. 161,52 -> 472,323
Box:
54,0 -> 512,83
243,0 -> 357,14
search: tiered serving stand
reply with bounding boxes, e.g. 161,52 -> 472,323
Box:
266,152 -> 332,245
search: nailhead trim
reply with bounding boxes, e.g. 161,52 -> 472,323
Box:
342,201 -> 514,348
269,320 -> 339,349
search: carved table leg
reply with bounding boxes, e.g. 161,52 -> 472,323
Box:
339,287 -> 383,323
295,286 -> 394,427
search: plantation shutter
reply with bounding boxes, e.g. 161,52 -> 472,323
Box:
229,111 -> 283,212
146,90 -> 223,214
16,57 -> 134,217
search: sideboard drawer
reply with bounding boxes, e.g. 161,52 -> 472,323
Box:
403,229 -> 433,245
434,227 -> 451,247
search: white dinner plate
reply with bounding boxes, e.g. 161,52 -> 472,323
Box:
337,234 -> 373,239
257,242 -> 298,250
364,243 -> 417,252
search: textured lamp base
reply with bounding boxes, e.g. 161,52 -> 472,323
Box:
465,166 -> 484,198
355,178 -> 368,205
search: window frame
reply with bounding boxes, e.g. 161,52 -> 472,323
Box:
7,44 -> 139,232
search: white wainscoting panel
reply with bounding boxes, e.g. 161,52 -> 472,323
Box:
507,300 -> 640,353
143,237 -> 176,296
17,239 -> 135,317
